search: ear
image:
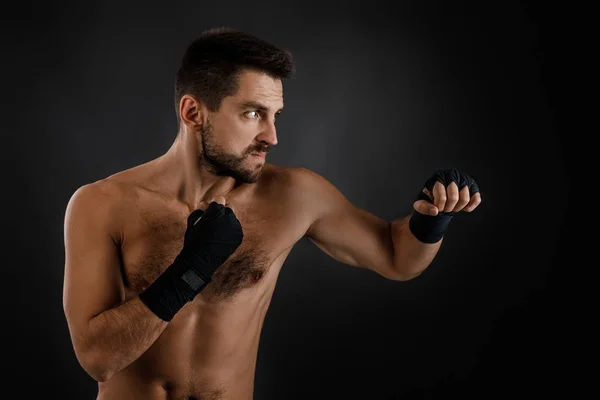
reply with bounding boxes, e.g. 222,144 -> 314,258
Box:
179,94 -> 208,129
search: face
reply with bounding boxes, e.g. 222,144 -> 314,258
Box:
199,69 -> 283,183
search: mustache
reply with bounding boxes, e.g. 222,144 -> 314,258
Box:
247,145 -> 269,154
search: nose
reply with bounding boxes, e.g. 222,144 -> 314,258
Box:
257,120 -> 278,147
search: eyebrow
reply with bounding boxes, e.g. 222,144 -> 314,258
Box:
240,101 -> 284,114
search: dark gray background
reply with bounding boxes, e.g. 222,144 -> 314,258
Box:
2,0 -> 574,398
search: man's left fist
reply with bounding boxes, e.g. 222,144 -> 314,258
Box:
413,168 -> 482,216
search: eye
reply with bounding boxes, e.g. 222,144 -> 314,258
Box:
245,111 -> 260,119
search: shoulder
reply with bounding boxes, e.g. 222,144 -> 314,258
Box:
64,178 -> 132,242
66,179 -> 122,212
261,164 -> 349,214
66,174 -> 140,210
67,159 -> 157,215
261,164 -> 334,196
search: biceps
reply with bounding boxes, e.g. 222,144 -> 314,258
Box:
63,230 -> 124,323
306,204 -> 394,270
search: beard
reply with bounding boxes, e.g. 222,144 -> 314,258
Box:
199,120 -> 268,184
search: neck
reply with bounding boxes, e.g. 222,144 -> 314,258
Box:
157,131 -> 238,210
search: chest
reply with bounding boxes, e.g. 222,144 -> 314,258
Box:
119,200 -> 303,301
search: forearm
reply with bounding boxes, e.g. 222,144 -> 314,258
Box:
390,214 -> 443,280
81,296 -> 168,382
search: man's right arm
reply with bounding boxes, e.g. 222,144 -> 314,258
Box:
62,182 -> 168,382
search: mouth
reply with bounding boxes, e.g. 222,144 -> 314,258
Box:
251,152 -> 266,159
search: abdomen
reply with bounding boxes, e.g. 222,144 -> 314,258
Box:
99,280 -> 275,400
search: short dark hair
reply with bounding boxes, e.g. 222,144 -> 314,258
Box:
174,27 -> 295,121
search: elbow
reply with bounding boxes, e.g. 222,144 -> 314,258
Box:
372,262 -> 423,281
89,365 -> 115,383
84,354 -> 116,382
386,258 -> 430,281
385,265 -> 423,281
75,346 -> 116,382
89,369 -> 112,383
390,271 -> 422,281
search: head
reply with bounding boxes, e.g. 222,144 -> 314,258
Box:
174,27 -> 295,183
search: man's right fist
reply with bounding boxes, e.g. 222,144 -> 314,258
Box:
180,201 -> 244,277
139,201 -> 244,322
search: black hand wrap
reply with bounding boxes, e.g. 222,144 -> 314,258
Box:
139,202 -> 244,321
409,168 -> 479,244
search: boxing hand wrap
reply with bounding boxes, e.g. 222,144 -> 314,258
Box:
409,168 -> 479,244
409,195 -> 455,243
139,202 -> 244,321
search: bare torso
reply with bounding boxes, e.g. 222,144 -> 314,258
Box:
97,162 -> 308,400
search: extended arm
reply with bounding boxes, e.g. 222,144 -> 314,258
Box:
296,168 -> 480,280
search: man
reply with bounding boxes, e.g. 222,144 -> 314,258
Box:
63,27 -> 481,400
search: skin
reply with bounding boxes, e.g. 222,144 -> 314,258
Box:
63,69 -> 481,400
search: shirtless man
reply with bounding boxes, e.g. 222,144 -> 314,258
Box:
62,27 -> 482,400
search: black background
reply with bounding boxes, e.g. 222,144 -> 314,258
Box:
2,0 -> 575,398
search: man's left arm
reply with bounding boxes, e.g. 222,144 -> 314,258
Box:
295,168 -> 482,281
